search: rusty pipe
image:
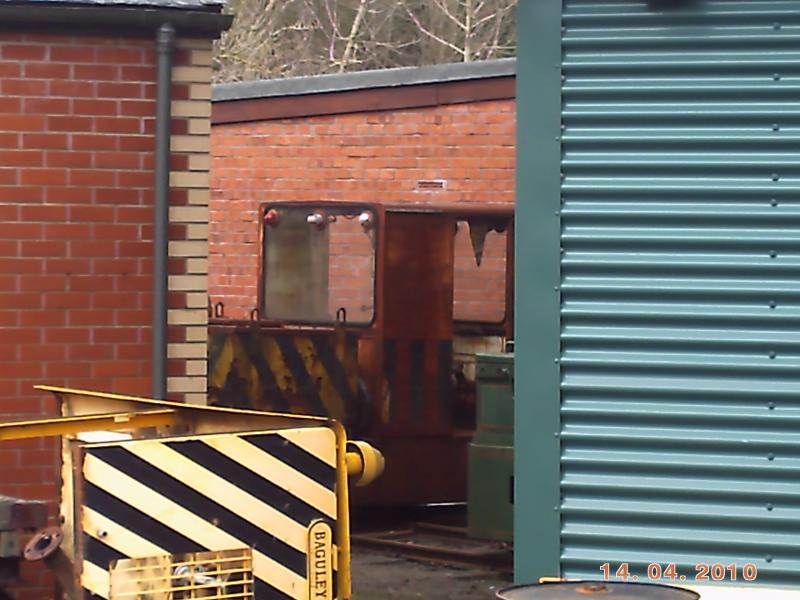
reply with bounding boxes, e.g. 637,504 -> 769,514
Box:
24,527 -> 77,600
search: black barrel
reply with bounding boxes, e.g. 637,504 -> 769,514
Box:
496,581 -> 700,600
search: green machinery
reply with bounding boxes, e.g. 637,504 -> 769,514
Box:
467,352 -> 514,541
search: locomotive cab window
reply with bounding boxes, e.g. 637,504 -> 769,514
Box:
261,205 -> 376,325
453,218 -> 509,325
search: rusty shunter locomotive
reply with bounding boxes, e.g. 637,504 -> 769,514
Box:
208,201 -> 514,506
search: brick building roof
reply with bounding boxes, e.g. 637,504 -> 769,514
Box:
0,0 -> 224,7
214,58 -> 516,102
212,58 -> 516,124
0,0 -> 230,34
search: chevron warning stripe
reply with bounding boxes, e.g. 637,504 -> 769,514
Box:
208,328 -> 363,430
79,428 -> 338,600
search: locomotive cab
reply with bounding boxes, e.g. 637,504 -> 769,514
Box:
209,201 -> 514,506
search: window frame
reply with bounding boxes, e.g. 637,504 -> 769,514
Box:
257,201 -> 380,328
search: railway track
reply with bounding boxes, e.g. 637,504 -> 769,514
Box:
351,509 -> 513,574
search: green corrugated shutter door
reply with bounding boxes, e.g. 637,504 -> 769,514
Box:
559,0 -> 800,586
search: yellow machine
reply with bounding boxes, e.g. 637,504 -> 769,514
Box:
1,385 -> 384,600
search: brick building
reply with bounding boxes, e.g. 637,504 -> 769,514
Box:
210,59 -> 516,319
0,0 -> 229,596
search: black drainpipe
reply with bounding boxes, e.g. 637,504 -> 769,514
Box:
153,23 -> 174,400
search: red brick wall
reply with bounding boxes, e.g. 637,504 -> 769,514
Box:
210,99 -> 515,319
0,32 -> 201,599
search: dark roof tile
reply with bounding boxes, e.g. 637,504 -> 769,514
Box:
0,0 -> 224,10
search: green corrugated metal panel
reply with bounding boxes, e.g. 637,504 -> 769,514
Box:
560,0 -> 800,587
519,0 -> 800,588
515,0 -> 563,583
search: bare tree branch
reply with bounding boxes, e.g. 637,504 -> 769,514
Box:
430,0 -> 467,31
402,2 -> 466,59
338,0 -> 369,71
464,0 -> 473,61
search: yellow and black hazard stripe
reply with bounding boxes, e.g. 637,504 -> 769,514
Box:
208,328 -> 364,429
79,428 -> 337,600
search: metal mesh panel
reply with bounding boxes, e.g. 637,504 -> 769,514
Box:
109,548 -> 254,599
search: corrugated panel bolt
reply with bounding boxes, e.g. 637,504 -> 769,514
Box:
771,199 -> 779,207
554,286 -> 560,292
770,250 -> 778,258
554,358 -> 560,363
766,555 -> 773,563
768,402 -> 776,410
772,173 -> 780,181
774,22 -> 782,30
768,452 -> 775,460
769,351 -> 777,359
553,432 -> 560,438
773,73 -> 781,81
766,503 -> 774,511
769,301 -> 777,309
772,124 -> 780,132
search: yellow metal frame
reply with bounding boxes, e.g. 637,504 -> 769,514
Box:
1,385 -> 367,599
0,410 -> 175,441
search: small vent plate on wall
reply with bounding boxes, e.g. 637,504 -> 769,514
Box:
415,179 -> 447,191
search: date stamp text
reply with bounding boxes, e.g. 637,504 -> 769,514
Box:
600,562 -> 758,583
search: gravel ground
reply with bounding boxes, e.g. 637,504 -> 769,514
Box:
351,547 -> 511,600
